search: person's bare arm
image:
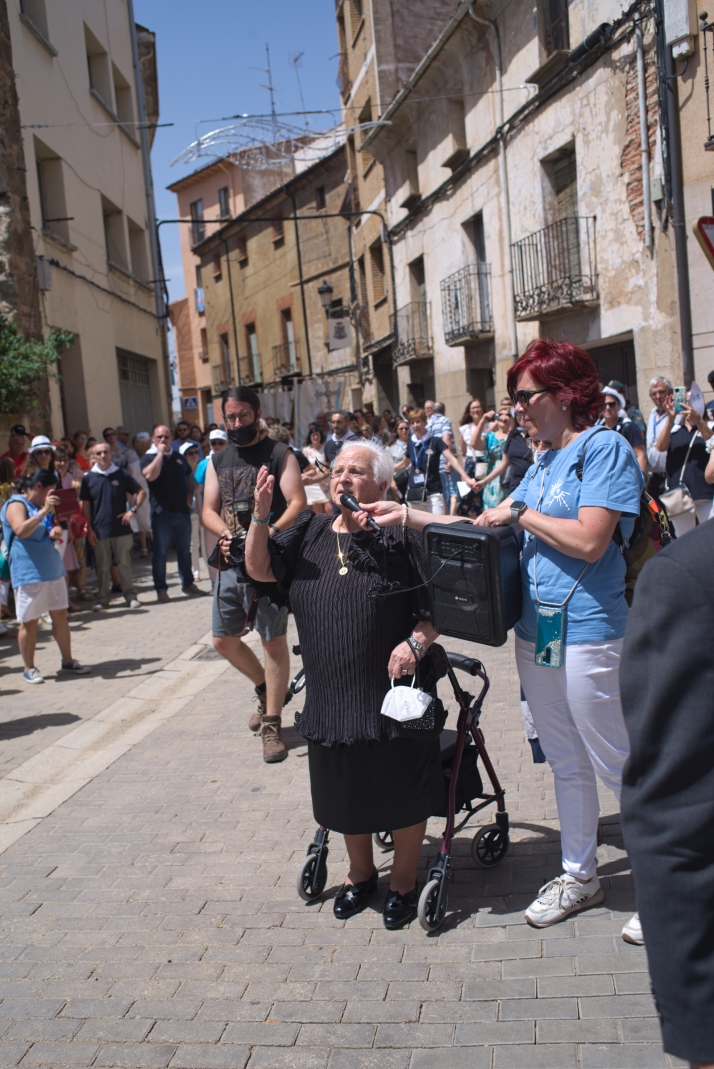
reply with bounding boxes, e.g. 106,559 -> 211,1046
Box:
274,450 -> 308,531
388,620 -> 440,679
202,460 -> 229,541
633,443 -> 647,474
394,455 -> 411,473
478,502 -> 621,563
442,447 -> 475,486
472,412 -> 494,453
706,450 -> 714,485
356,500 -> 464,533
141,450 -> 165,482
245,466 -> 276,582
6,497 -> 58,539
474,454 -> 508,490
81,499 -> 97,546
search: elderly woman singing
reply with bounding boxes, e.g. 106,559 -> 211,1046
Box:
242,440 -> 442,929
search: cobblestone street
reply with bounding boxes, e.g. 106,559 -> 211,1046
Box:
0,558 -> 681,1069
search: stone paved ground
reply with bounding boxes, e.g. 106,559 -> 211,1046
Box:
0,567 -> 684,1069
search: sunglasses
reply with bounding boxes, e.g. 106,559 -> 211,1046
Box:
33,449 -> 52,456
510,388 -> 550,407
603,400 -> 619,408
155,434 -> 170,439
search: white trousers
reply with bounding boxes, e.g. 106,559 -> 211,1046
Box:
515,635 -> 630,880
410,493 -> 446,515
670,498 -> 713,538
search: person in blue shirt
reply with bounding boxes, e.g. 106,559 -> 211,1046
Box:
1,469 -> 91,684
359,338 -> 644,937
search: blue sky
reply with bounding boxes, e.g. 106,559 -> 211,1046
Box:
133,0 -> 341,302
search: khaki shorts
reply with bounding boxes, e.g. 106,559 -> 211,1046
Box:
212,568 -> 288,643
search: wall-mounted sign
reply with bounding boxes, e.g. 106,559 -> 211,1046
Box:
692,217 -> 714,271
183,396 -> 198,411
328,317 -> 352,351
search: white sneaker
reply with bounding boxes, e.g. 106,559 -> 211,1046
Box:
525,873 -> 605,928
621,912 -> 644,945
22,667 -> 44,684
128,599 -> 141,609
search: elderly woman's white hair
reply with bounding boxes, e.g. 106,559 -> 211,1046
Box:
333,440 -> 394,492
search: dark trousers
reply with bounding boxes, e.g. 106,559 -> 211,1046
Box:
150,510 -> 193,592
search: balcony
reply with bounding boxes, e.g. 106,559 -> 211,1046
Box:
511,216 -> 598,321
239,354 -> 262,386
211,363 -> 231,396
391,301 -> 432,367
440,264 -> 493,346
272,340 -> 301,379
191,220 -> 206,247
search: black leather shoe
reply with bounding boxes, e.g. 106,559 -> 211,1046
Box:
333,868 -> 379,919
383,885 -> 418,930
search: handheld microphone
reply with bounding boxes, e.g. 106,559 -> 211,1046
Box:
339,492 -> 381,532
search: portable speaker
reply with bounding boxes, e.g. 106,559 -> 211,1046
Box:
425,521 -> 522,646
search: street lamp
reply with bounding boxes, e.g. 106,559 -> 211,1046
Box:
317,280 -> 333,319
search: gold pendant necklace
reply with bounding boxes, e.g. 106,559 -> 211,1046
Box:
336,529 -> 349,575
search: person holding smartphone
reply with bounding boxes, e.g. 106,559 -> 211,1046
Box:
656,390 -> 713,537
1,470 -> 91,684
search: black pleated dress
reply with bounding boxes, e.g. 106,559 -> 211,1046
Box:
242,511 -> 444,834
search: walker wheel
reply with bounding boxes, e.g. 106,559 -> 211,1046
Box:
471,824 -> 509,868
418,876 -> 448,932
296,851 -> 328,901
373,831 -> 394,852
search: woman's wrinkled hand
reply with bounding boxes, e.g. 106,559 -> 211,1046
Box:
476,504 -> 511,527
356,500 -> 402,528
253,465 -> 274,521
388,641 -> 416,680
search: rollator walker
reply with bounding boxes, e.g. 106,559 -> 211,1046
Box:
292,645 -> 509,933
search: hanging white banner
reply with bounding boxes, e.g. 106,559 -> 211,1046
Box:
328,317 -> 352,351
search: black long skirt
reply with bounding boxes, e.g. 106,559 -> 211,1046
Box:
307,736 -> 444,835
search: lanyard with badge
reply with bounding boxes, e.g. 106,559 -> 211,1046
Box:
409,438 -> 433,501
531,464 -> 589,669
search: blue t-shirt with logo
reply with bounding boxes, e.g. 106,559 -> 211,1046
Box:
512,427 -> 644,645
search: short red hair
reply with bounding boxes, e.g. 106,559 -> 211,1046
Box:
507,338 -> 603,431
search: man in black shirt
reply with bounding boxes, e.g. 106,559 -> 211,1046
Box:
80,442 -> 146,610
140,425 -> 202,602
202,386 -> 307,763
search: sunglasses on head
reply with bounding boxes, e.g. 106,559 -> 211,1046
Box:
510,388 -> 550,407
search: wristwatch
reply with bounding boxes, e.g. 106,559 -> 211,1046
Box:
129,506 -> 137,514
510,502 -> 528,525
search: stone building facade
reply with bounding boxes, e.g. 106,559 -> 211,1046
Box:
334,0 -> 460,415
357,0 -> 710,432
191,146 -> 359,437
5,0 -> 169,439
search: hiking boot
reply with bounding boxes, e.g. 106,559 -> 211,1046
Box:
259,715 -> 287,763
249,684 -> 267,732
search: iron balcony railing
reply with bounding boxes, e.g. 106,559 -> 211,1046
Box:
191,220 -> 206,247
391,301 -> 432,366
239,354 -> 262,386
211,363 -> 231,396
272,340 -> 300,379
511,216 -> 598,320
440,264 -> 493,346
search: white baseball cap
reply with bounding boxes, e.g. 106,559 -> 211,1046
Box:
208,428 -> 227,442
179,440 -> 200,455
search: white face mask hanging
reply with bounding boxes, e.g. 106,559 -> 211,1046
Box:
380,676 -> 433,722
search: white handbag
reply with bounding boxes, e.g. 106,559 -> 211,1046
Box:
660,432 -> 698,521
380,676 -> 433,722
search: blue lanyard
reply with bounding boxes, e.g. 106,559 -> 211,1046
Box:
410,438 -> 431,470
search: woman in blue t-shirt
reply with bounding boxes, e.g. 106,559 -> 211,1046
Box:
358,338 -> 644,941
479,339 -> 643,935
1,470 -> 91,684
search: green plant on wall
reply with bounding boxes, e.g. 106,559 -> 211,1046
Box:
0,315 -> 74,416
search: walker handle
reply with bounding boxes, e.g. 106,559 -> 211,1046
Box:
446,652 -> 483,676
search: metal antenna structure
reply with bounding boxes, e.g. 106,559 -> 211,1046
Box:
289,51 -> 308,128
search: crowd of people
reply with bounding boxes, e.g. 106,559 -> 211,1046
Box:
1,357 -> 712,1067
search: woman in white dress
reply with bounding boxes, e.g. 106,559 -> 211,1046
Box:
302,427 -> 330,514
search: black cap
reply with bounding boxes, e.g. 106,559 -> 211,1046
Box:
10,424 -> 27,436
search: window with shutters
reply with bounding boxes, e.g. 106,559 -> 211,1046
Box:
370,240 -> 385,304
543,0 -> 569,53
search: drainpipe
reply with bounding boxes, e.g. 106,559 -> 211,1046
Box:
468,4 -> 517,361
126,4 -> 172,417
635,15 -> 653,249
289,193 -> 313,377
663,37 -> 695,385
